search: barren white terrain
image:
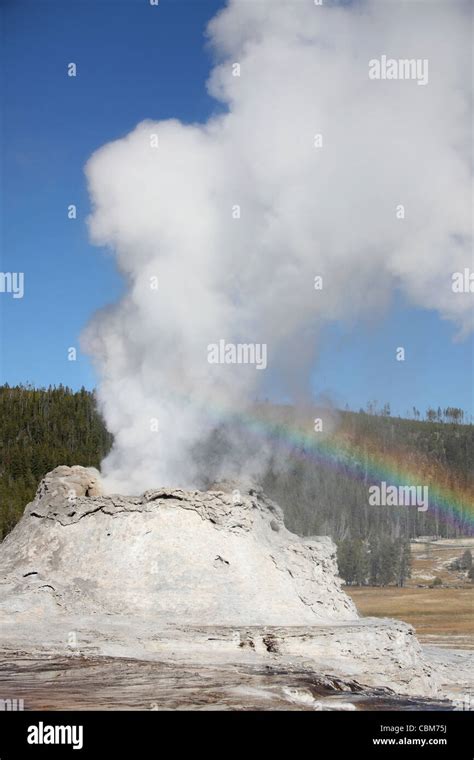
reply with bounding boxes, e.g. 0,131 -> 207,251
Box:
0,466 -> 472,710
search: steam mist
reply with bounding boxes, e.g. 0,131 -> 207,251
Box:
82,0 -> 472,493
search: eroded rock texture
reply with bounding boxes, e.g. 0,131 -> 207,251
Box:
1,466 -> 470,702
0,466 -> 355,624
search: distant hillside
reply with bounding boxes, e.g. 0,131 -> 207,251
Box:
0,384 -> 472,541
256,404 -> 473,540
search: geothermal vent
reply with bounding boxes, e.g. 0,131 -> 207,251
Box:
0,467 -> 447,698
0,466 -> 355,625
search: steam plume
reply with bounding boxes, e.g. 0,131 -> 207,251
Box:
82,0 -> 472,493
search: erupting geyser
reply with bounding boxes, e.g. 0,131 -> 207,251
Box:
82,0 -> 472,493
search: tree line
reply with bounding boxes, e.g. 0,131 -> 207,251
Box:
0,385 -> 472,546
259,406 -> 473,541
337,537 -> 412,586
0,384 -> 112,539
362,400 -> 470,425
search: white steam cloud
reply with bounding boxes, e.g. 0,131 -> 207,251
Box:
82,0 -> 472,493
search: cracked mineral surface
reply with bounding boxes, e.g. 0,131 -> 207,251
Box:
0,466 -> 472,707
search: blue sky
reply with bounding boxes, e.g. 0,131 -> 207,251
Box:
0,0 -> 472,419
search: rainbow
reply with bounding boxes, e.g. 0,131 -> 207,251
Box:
208,405 -> 474,533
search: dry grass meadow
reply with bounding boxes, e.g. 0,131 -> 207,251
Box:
346,539 -> 474,649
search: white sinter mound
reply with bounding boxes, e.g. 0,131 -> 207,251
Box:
1,466 -> 469,700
